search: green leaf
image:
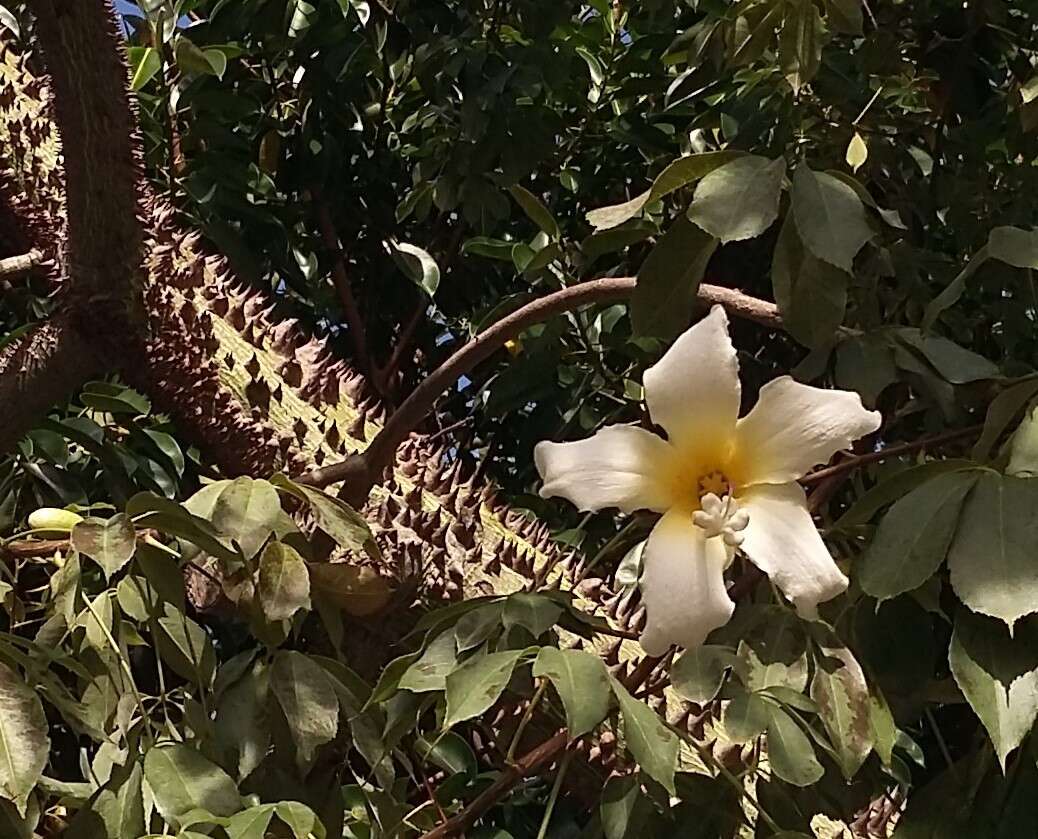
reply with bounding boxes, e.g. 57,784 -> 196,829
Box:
687,155 -> 786,243
532,647 -> 611,737
586,151 -> 744,230
810,638 -> 873,778
834,333 -> 898,408
760,685 -> 818,714
271,651 -> 339,764
869,690 -> 896,767
923,227 -> 1038,329
143,744 -> 241,826
1007,405 -> 1038,477
845,131 -> 868,171
791,165 -> 871,272
211,477 -> 282,559
948,471 -> 1038,629
670,646 -> 739,704
949,609 -> 1038,769
275,801 -> 325,839
399,630 -> 459,693
502,593 -> 563,638
631,216 -> 719,341
601,774 -> 652,839
270,475 -> 379,559
155,602 -> 216,686
444,650 -> 524,728
832,459 -> 975,532
128,46 -> 161,91
174,36 -> 224,77
609,676 -> 678,795
126,492 -> 241,567
225,805 -> 274,839
71,513 -> 137,580
779,0 -> 827,92
730,2 -> 783,66
828,0 -> 863,33
257,542 -> 311,622
415,731 -> 477,777
389,241 -> 440,297
859,470 -> 978,600
771,213 -> 849,348
142,429 -> 185,476
989,225 -> 1038,268
507,185 -> 560,239
580,225 -> 653,263
81,381 -> 150,415
454,603 -> 503,652
287,0 -> 317,37
974,379 -> 1038,462
91,761 -> 145,839
765,707 -> 824,787
0,663 -> 48,815
738,608 -> 808,692
722,692 -> 771,744
214,663 -> 270,781
462,237 -> 517,261
894,328 -> 999,384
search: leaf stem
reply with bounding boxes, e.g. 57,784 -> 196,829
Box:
82,593 -> 153,747
506,678 -> 549,763
535,751 -> 573,839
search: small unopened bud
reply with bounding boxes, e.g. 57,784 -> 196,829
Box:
28,508 -> 84,533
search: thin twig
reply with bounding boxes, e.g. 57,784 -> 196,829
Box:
800,424 -> 982,484
378,297 -> 427,396
313,189 -> 371,376
535,751 -> 573,839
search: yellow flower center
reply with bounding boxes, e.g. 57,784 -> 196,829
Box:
661,435 -> 748,513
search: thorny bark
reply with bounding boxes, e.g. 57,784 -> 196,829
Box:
0,0 -> 146,450
0,315 -> 103,453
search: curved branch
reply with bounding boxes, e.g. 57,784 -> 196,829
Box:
299,278 -> 783,499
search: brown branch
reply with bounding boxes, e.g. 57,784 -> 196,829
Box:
299,278 -> 781,500
419,654 -> 665,838
377,297 -> 426,395
800,424 -> 982,484
0,250 -> 41,280
313,190 -> 371,376
2,528 -> 161,562
418,730 -> 569,839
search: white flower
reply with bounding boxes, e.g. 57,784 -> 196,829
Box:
534,306 -> 881,654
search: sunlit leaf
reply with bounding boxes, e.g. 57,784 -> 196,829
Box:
532,647 -> 611,737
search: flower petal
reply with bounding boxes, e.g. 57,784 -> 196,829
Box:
643,305 -> 741,449
738,483 -> 847,617
535,425 -> 673,514
639,512 -> 735,655
735,376 -> 880,485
